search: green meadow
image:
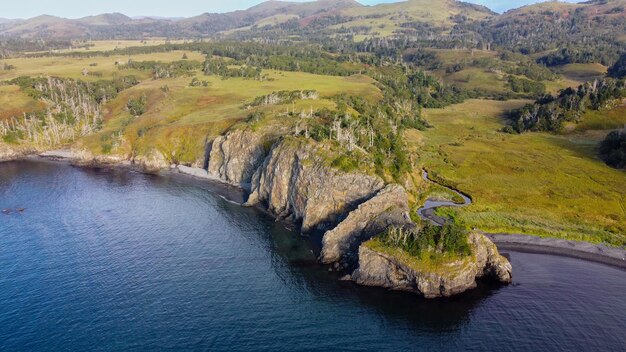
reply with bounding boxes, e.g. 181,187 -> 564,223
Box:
409,99 -> 626,246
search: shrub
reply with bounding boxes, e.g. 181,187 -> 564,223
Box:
379,222 -> 472,258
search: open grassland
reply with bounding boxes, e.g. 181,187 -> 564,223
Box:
24,39 -> 189,54
0,51 -> 205,81
575,105 -> 626,132
442,67 -> 505,92
557,63 -> 608,82
0,85 -> 42,120
81,70 -> 380,163
0,49 -> 381,164
543,63 -> 609,93
408,99 -> 626,246
60,39 -> 188,53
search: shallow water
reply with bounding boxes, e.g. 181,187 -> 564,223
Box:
1,160 -> 624,351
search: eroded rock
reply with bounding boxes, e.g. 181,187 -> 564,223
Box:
207,128 -> 266,187
246,137 -> 385,233
319,184 -> 412,266
352,233 -> 512,298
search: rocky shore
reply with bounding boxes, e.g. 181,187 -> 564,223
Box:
1,131 -> 515,298
187,129 -> 514,297
352,233 -> 512,298
5,128 -> 621,297
486,234 -> 626,269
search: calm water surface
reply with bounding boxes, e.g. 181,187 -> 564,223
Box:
1,161 -> 624,351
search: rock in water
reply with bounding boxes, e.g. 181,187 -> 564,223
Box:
351,233 -> 512,298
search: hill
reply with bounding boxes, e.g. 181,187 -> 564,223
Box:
476,0 -> 626,65
76,13 -> 133,26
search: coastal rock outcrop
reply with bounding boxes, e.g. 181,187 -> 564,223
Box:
319,184 -> 412,266
0,144 -> 24,162
207,128 -> 266,187
246,137 -> 385,233
352,233 -> 512,298
133,149 -> 169,173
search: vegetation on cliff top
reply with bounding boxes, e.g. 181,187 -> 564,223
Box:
366,222 -> 474,274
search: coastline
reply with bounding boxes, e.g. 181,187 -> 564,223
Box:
486,233 -> 626,269
418,169 -> 626,269
3,150 -> 625,270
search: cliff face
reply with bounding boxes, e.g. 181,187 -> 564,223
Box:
207,129 -> 266,187
352,233 -> 513,298
187,128 -> 513,298
319,184 -> 413,267
245,138 -> 385,233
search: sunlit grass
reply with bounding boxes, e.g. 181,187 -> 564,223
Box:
408,99 -> 626,245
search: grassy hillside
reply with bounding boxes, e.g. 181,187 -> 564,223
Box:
0,85 -> 42,121
0,51 -> 205,81
79,69 -> 380,163
408,99 -> 625,245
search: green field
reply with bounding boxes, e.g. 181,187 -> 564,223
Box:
81,69 -> 380,163
409,99 -> 626,245
1,41 -> 624,246
0,85 -> 42,120
0,51 -> 205,81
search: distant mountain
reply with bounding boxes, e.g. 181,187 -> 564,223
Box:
476,0 -> 626,65
76,13 -> 133,26
0,0 -> 623,64
0,18 -> 18,24
177,0 -> 362,34
1,15 -> 86,38
0,0 -> 363,38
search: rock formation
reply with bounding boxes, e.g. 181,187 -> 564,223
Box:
207,128 -> 266,187
245,137 -> 385,233
351,232 -> 513,298
319,184 -> 413,267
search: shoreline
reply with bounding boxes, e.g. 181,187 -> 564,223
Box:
418,169 -> 625,269
486,233 -> 626,270
3,151 -> 626,270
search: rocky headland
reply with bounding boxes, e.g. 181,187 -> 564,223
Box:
352,233 -> 512,298
0,127 -> 515,298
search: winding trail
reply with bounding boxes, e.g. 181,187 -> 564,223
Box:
417,170 -> 471,226
417,169 -> 626,269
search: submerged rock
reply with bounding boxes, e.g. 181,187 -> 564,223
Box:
351,233 -> 512,298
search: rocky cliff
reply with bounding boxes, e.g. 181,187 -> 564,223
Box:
351,232 -> 513,298
319,184 -> 413,268
245,137 -> 385,233
207,128 -> 266,187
